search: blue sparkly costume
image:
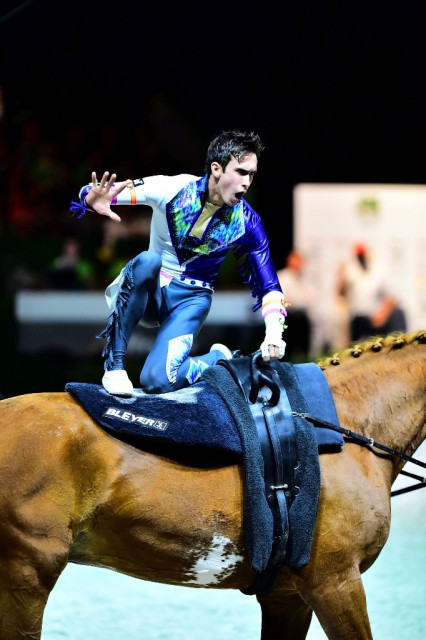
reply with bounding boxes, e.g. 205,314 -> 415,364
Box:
79,173 -> 283,393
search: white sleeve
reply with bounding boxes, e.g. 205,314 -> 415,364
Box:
112,174 -> 198,207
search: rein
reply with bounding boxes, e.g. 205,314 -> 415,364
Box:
292,412 -> 426,498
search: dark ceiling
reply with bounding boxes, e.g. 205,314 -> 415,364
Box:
2,0 -> 426,260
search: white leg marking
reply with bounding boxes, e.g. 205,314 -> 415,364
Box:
185,535 -> 244,586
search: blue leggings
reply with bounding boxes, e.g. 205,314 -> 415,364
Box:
102,251 -> 223,394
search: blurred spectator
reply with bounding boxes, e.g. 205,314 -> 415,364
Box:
336,243 -> 407,342
277,249 -> 316,362
7,118 -> 68,235
325,270 -> 351,351
45,236 -> 95,290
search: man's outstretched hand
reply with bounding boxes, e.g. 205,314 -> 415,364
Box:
85,171 -> 128,222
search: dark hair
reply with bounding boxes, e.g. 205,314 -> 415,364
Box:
204,130 -> 265,175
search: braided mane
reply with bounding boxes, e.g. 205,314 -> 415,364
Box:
317,329 -> 426,370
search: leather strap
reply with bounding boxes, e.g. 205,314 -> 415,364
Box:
217,353 -> 299,595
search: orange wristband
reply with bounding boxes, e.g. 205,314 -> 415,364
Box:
126,179 -> 136,205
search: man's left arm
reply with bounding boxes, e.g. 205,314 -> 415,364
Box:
237,207 -> 288,362
260,291 -> 287,362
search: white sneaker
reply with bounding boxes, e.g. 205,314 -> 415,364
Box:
102,370 -> 134,397
210,343 -> 233,361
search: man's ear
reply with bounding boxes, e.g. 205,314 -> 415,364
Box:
210,161 -> 222,178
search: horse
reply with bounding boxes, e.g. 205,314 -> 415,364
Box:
0,329 -> 425,640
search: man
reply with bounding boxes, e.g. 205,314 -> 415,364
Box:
337,243 -> 407,342
277,249 -> 316,361
71,130 -> 287,396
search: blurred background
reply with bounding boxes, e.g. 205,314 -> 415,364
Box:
1,0 -> 426,397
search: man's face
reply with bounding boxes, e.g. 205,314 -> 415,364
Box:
211,153 -> 258,206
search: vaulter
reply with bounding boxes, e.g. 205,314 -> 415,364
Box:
71,130 -> 288,397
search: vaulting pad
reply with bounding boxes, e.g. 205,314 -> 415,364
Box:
65,363 -> 342,462
292,362 -> 344,449
65,380 -> 243,462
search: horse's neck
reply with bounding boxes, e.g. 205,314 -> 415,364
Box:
327,344 -> 426,462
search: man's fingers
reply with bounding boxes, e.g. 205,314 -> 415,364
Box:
267,345 -> 278,361
99,171 -> 109,188
260,341 -> 286,362
272,342 -> 286,359
106,173 -> 117,189
112,180 -> 128,196
87,171 -> 124,222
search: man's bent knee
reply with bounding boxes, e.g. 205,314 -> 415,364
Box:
132,252 -> 162,285
140,334 -> 193,394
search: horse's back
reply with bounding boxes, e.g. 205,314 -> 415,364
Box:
0,392 -> 114,477
0,392 -> 115,524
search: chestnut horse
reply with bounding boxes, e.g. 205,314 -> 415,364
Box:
0,330 -> 425,639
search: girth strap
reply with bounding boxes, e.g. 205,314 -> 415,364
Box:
217,353 -> 299,595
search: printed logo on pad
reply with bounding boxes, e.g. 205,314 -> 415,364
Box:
104,407 -> 169,431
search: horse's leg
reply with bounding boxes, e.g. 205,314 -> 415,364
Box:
0,516 -> 69,639
294,566 -> 373,640
0,557 -> 65,640
0,395 -> 77,640
257,588 -> 313,640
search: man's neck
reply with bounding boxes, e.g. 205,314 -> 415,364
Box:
207,174 -> 224,208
